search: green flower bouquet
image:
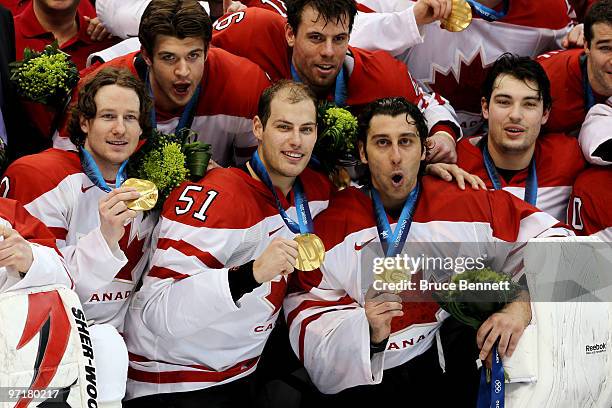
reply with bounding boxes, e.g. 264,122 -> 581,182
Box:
128,129 -> 211,209
314,102 -> 359,176
10,41 -> 79,106
432,267 -> 523,329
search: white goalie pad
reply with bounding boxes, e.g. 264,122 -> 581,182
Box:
0,285 -> 98,408
503,236 -> 612,408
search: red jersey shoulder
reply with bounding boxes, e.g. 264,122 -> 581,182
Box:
500,0 -> 571,29
0,198 -> 59,248
211,7 -> 289,82
313,186 -> 373,251
346,47 -> 415,107
197,47 -> 270,118
536,133 -> 586,185
456,137 -> 485,172
569,166 -> 612,234
300,167 -> 334,203
80,51 -> 139,84
3,149 -> 82,204
162,167 -> 270,230
242,0 -> 287,16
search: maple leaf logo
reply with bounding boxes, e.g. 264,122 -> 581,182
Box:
429,52 -> 490,115
114,222 -> 146,282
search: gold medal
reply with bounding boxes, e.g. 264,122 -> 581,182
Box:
294,233 -> 325,271
442,0 -> 472,32
122,178 -> 158,211
375,262 -> 412,293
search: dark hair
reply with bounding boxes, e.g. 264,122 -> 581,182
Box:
357,97 -> 429,151
482,53 -> 552,111
286,0 -> 357,35
69,68 -> 153,147
257,79 -> 317,128
584,0 -> 612,47
139,0 -> 212,58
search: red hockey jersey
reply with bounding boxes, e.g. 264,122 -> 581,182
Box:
568,166 -> 612,241
55,48 -> 271,166
456,134 -> 586,221
211,7 -> 460,136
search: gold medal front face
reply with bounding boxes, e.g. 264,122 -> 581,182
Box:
294,233 -> 325,272
442,0 -> 473,32
122,178 -> 159,211
377,264 -> 412,293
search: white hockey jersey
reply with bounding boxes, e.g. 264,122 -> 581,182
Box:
123,166 -> 333,399
0,198 -> 73,294
284,177 -> 571,394
359,0 -> 574,135
2,149 -> 157,330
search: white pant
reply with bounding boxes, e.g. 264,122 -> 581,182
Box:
90,324 -> 128,406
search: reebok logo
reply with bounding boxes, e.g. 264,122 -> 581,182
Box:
354,237 -> 375,251
585,342 -> 607,355
81,184 -> 95,193
268,226 -> 283,237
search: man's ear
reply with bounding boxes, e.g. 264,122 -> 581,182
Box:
80,115 -> 90,135
481,97 -> 490,120
285,23 -> 296,47
253,115 -> 264,143
140,46 -> 153,66
358,140 -> 367,164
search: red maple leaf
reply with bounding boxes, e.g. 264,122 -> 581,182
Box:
114,223 -> 146,282
430,52 -> 490,115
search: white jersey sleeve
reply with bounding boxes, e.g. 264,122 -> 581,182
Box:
578,102 -> 612,166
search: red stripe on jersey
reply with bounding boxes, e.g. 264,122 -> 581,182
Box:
286,294 -> 355,328
356,2 -> 375,12
157,238 -> 224,269
128,356 -> 259,384
129,352 -> 215,371
148,266 -> 190,281
298,306 -> 358,362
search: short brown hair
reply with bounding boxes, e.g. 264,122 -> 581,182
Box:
68,68 -> 153,147
139,0 -> 212,58
257,79 -> 317,128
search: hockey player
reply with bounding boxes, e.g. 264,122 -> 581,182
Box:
122,80 -> 333,406
57,0 -> 271,167
538,0 -> 612,164
0,198 -> 72,293
211,0 -> 462,164
284,97 -> 570,403
456,54 -> 586,221
567,103 -> 612,241
2,67 -> 157,405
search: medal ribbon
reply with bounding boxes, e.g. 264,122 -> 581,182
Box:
482,142 -> 538,206
465,0 -> 509,21
477,344 -> 505,408
145,69 -> 201,135
580,54 -> 596,112
290,62 -> 348,107
371,183 -> 420,258
79,148 -> 128,192
251,150 -> 313,234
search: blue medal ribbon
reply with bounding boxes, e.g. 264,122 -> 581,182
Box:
371,184 -> 420,258
145,69 -> 201,135
79,148 -> 128,192
290,62 -> 348,107
482,142 -> 538,206
250,151 -> 314,234
580,54 -> 596,111
477,344 -> 505,408
466,0 -> 509,21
